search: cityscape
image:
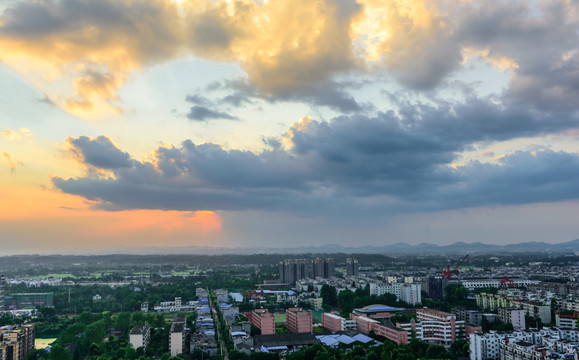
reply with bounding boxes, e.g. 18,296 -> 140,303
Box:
1,250 -> 579,359
2,0 -> 579,359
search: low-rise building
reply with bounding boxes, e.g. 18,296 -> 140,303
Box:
555,312 -> 579,329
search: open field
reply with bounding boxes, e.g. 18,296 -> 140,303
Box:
35,338 -> 56,349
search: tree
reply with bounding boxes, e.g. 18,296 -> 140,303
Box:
114,312 -> 132,334
338,290 -> 355,314
425,344 -> 447,359
48,344 -> 73,360
320,285 -> 338,307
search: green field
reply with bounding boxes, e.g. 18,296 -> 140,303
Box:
311,310 -> 323,324
22,273 -> 77,280
274,313 -> 286,324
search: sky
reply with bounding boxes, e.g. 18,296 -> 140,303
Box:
1,0 -> 579,254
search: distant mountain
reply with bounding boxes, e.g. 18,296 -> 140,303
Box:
100,239 -> 579,255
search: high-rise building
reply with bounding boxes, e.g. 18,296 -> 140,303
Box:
346,258 -> 359,276
286,308 -> 312,333
279,259 -> 309,284
312,258 -> 335,279
428,277 -> 448,299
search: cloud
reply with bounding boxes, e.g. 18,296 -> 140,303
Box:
185,94 -> 212,106
67,135 -> 133,170
209,77 -> 363,113
2,152 -> 19,171
53,93 -> 579,214
221,93 -> 253,107
0,0 -> 182,116
186,105 -> 238,122
456,1 -> 579,113
2,0 -> 579,117
2,127 -> 33,141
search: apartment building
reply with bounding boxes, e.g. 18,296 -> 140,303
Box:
286,308 -> 312,333
279,259 -> 309,284
251,309 -> 275,335
129,323 -> 151,350
312,258 -> 335,279
414,308 -> 465,347
470,328 -> 579,360
461,279 -> 539,290
498,308 -> 526,330
555,312 -> 579,329
476,293 -> 551,324
0,324 -> 35,360
346,258 -> 359,277
170,315 -> 187,356
369,283 -> 422,305
321,313 -> 356,332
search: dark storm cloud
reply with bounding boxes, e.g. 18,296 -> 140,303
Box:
440,150 -> 579,209
68,136 -> 132,169
54,92 -> 579,213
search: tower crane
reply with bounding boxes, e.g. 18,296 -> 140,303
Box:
442,254 -> 469,280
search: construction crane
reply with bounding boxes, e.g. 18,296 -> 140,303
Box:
500,278 -> 516,288
442,254 -> 469,280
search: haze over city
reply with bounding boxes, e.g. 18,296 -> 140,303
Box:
1,0 -> 579,254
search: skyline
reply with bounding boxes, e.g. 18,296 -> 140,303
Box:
1,0 -> 579,254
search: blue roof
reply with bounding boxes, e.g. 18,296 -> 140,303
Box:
358,304 -> 403,313
352,334 -> 374,343
317,336 -> 339,346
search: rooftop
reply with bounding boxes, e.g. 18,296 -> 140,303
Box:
356,304 -> 404,313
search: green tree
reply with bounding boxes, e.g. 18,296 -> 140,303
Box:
338,289 -> 355,314
320,285 -> 338,307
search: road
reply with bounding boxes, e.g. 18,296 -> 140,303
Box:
209,289 -> 229,360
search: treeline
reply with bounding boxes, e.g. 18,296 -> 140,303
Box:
280,338 -> 469,360
9,272 -> 258,316
1,253 -> 396,274
320,284 -> 410,316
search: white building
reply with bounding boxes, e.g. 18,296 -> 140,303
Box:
470,328 -> 579,360
170,315 -> 187,356
370,283 -> 421,306
413,308 -> 465,347
400,284 -> 422,306
470,331 -> 533,360
556,312 -> 579,329
498,308 -> 526,331
461,279 -> 539,290
129,323 -> 151,350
